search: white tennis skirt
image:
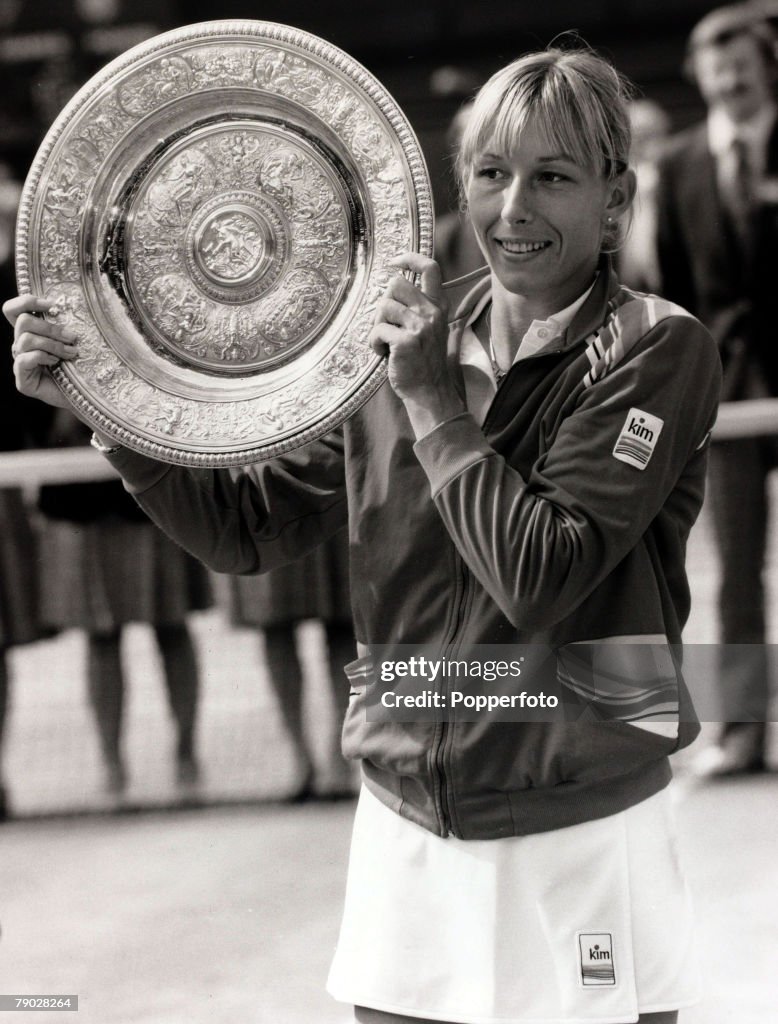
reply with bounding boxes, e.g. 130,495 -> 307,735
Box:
327,784 -> 699,1023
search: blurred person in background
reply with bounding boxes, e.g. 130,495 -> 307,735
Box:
227,528 -> 357,800
35,409 -> 212,796
0,164 -> 46,821
618,98 -> 671,293
434,98 -> 485,285
657,3 -> 778,776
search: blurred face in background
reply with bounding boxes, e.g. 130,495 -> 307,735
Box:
628,100 -> 670,165
693,32 -> 774,122
0,163 -> 21,267
75,0 -> 120,23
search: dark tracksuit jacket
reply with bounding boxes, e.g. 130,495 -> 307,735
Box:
102,261 -> 722,839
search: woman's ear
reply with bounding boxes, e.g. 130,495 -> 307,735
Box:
605,167 -> 637,221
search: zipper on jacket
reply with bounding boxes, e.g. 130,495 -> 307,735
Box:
431,722 -> 449,836
432,549 -> 471,836
434,352 -> 565,834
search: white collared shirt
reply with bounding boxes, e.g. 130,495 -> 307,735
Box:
708,103 -> 775,190
459,282 -> 596,425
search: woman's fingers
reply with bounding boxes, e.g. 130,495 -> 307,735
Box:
12,345 -> 72,408
376,295 -> 422,330
15,348 -> 61,375
8,300 -> 79,366
385,272 -> 442,314
4,296 -> 79,355
13,331 -> 77,364
14,348 -> 61,395
370,256 -> 449,375
367,321 -> 404,357
378,272 -> 447,339
14,324 -> 78,360
388,254 -> 444,305
4,294 -> 78,409
2,294 -> 55,326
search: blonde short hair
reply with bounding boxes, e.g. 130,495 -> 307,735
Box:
456,46 -> 634,248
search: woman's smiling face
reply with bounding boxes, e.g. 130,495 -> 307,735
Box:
466,117 -> 621,311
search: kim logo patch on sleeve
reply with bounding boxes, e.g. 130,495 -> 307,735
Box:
613,408 -> 664,470
578,933 -> 616,986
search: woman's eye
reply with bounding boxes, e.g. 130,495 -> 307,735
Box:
538,171 -> 567,184
476,166 -> 504,180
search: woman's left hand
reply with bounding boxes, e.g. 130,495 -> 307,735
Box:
368,253 -> 465,436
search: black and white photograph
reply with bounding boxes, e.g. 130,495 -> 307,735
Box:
0,1 -> 776,1022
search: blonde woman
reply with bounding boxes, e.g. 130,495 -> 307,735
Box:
7,44 -> 720,1024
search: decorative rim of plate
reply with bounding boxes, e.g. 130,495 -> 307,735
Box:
16,19 -> 434,466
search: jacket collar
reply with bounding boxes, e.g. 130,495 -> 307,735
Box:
562,255 -> 618,351
448,254 -> 617,354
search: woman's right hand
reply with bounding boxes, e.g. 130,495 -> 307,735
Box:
2,294 -> 78,409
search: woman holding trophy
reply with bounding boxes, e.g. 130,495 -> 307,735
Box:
6,41 -> 720,1024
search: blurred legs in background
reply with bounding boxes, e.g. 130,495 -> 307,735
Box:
87,623 -> 201,795
700,438 -> 773,775
263,620 -> 355,800
0,652 -> 8,820
155,623 -> 200,786
0,488 -> 44,821
87,630 -> 125,794
226,526 -> 356,800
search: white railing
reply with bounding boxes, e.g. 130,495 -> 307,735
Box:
0,398 -> 775,487
710,398 -> 778,440
0,446 -> 118,487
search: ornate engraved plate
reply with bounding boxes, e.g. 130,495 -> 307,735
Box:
16,20 -> 433,465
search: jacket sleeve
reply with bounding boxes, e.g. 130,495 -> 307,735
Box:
103,429 -> 348,575
411,315 -> 721,631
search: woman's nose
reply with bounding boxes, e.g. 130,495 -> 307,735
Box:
501,176 -> 533,223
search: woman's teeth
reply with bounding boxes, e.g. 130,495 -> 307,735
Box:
499,240 -> 550,253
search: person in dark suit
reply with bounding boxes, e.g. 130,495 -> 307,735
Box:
657,3 -> 778,775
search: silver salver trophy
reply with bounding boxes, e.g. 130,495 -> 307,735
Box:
16,21 -> 434,466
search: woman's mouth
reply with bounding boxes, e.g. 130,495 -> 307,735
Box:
497,239 -> 551,254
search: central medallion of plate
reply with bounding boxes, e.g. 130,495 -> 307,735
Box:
191,200 -> 273,288
125,120 -> 353,375
184,190 -> 287,299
